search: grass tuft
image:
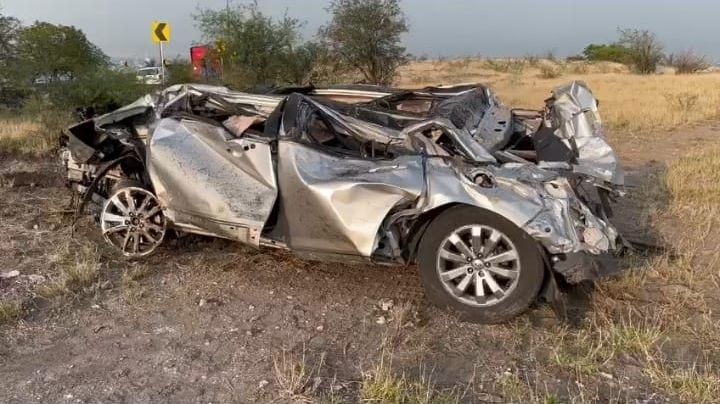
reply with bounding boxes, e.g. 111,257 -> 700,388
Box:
272,348 -> 325,402
38,244 -> 100,299
360,350 -> 461,404
0,301 -> 24,326
646,362 -> 720,403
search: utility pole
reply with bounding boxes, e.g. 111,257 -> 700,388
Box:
159,41 -> 165,86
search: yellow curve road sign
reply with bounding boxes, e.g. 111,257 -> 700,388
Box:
152,22 -> 171,44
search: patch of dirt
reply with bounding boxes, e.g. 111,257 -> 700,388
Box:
1,127 -> 719,403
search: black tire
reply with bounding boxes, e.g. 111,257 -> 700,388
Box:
417,205 -> 544,324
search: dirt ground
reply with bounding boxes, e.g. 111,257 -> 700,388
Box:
1,125 -> 719,403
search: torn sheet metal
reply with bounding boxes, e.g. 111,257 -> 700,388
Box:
549,81 -> 624,185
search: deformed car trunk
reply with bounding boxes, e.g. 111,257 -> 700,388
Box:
60,81 -> 626,323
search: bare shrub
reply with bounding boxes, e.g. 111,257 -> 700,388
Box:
667,50 -> 710,74
523,54 -> 540,67
569,62 -> 589,74
484,59 -> 524,74
663,92 -> 700,124
618,28 -> 664,74
543,49 -> 558,62
539,64 -> 562,79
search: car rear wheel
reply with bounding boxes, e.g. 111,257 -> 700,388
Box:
417,205 -> 544,323
100,187 -> 166,258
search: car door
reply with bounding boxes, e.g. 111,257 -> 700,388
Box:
276,95 -> 424,257
148,118 -> 277,246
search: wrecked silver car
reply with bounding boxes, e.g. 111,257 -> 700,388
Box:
61,81 -> 624,323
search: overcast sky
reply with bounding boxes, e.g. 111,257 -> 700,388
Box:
2,0 -> 719,61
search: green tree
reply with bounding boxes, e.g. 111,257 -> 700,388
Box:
320,0 -> 409,85
194,2 -> 314,88
0,12 -> 24,107
583,43 -> 631,63
618,28 -> 664,74
9,20 -> 143,112
16,21 -> 108,84
0,12 -> 19,58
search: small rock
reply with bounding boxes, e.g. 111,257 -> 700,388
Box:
0,270 -> 20,279
599,371 -> 614,380
379,299 -> 394,311
316,325 -> 324,331
376,316 -> 386,325
258,379 -> 269,389
91,304 -> 101,310
198,298 -> 207,307
32,224 -> 39,230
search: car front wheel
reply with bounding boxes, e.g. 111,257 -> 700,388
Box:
417,205 -> 544,323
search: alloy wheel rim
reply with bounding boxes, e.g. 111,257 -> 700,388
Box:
100,187 -> 166,258
436,224 -> 521,307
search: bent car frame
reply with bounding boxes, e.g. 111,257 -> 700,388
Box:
61,81 -> 625,323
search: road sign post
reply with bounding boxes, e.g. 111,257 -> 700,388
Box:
151,22 -> 171,86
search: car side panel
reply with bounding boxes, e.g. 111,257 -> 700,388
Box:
148,118 -> 277,246
277,141 -> 423,256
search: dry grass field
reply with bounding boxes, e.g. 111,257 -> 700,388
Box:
0,116 -> 57,156
399,59 -> 720,135
1,61 -> 720,402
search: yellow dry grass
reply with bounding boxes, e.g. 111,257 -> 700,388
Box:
0,117 -> 40,141
0,116 -> 52,155
666,144 -> 720,207
397,59 -> 720,135
546,145 -> 720,403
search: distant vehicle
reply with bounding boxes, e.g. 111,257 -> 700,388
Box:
136,67 -> 163,85
190,45 -> 222,81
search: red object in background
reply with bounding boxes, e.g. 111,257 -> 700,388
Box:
191,45 -> 222,80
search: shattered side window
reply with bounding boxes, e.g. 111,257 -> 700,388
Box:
306,114 -> 337,144
300,109 -> 363,156
429,89 -> 491,132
